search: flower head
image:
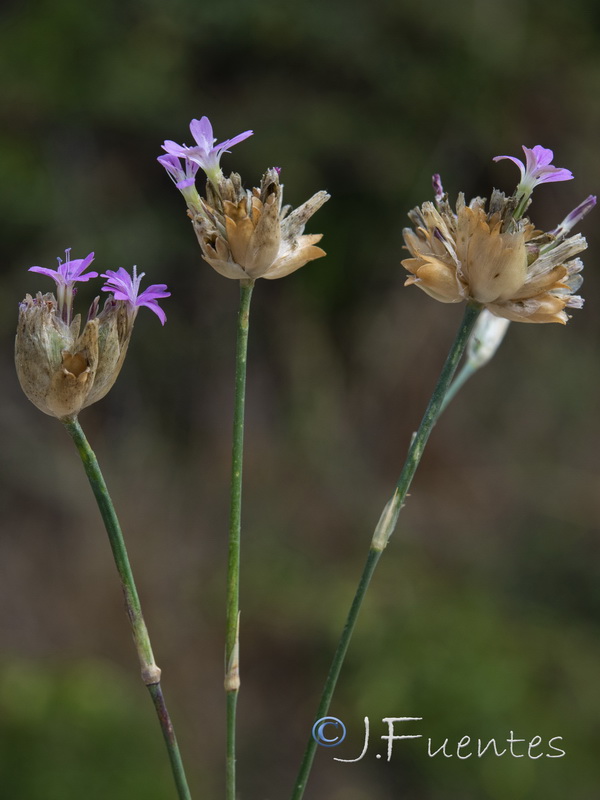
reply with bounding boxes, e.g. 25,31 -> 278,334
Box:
101,266 -> 171,325
15,290 -> 135,420
16,254 -> 170,419
402,178 -> 591,324
161,116 -> 253,185
159,119 -> 328,281
191,168 -> 329,281
493,145 -> 573,205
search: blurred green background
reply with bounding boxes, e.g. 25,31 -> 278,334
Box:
1,0 -> 600,798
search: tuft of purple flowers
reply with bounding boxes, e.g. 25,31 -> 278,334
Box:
27,250 -> 171,326
101,266 -> 171,325
160,116 -> 253,185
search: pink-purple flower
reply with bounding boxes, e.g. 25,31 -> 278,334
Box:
160,116 -> 253,184
157,153 -> 200,191
157,153 -> 203,212
432,173 -> 444,203
493,145 -> 573,198
28,249 -> 98,324
29,248 -> 98,288
101,266 -> 171,325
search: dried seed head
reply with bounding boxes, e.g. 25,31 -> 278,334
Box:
192,168 -> 329,280
402,183 -> 589,324
15,293 -> 134,419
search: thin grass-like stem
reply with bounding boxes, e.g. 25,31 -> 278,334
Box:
290,303 -> 481,800
62,416 -> 192,800
225,279 -> 255,800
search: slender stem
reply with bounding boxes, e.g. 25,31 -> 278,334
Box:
225,279 -> 255,800
148,684 -> 193,800
62,416 -> 192,800
290,303 -> 481,800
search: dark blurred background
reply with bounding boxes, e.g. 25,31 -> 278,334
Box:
1,1 -> 600,798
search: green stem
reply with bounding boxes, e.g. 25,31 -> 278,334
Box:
290,303 -> 481,800
62,416 -> 192,800
225,279 -> 255,800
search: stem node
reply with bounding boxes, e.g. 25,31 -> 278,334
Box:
142,664 -> 162,685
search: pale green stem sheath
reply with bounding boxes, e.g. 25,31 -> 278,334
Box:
62,416 -> 192,800
290,303 -> 481,800
438,360 -> 478,415
225,279 -> 255,800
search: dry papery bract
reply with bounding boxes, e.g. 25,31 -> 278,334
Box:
402,189 -> 585,324
191,168 -> 330,280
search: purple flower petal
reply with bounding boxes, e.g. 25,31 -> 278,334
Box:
190,116 -> 215,151
531,166 -> 574,183
216,130 -> 254,154
492,154 -> 526,180
67,251 -> 98,282
157,153 -> 183,173
136,291 -> 168,325
29,265 -> 62,280
525,145 -> 554,170
161,140 -> 190,158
